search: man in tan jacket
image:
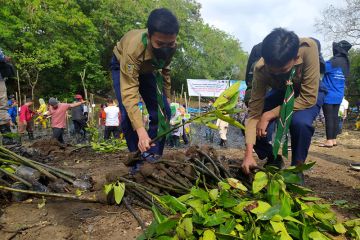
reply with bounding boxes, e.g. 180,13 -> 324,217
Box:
110,8 -> 179,164
242,28 -> 326,177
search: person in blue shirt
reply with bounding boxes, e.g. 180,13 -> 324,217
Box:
7,95 -> 17,125
320,40 -> 352,147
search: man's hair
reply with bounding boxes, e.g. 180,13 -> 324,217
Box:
147,8 -> 179,36
261,28 -> 299,67
107,98 -> 113,104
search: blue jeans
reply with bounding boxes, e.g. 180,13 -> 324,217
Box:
254,87 -> 325,166
110,55 -> 171,155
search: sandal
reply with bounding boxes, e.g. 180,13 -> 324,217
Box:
318,144 -> 333,148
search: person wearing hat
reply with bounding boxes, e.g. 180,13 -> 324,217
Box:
48,97 -> 85,144
18,98 -> 35,140
71,94 -> 87,143
319,40 -> 352,147
110,8 -> 178,164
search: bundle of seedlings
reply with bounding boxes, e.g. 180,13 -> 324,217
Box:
0,145 -> 92,201
135,163 -> 360,240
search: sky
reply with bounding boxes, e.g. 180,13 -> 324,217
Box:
197,0 -> 345,57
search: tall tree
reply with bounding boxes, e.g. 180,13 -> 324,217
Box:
315,0 -> 360,46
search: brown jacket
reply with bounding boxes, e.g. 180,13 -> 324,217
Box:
245,38 -> 320,144
113,29 -> 172,130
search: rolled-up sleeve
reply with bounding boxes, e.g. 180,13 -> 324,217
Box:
245,69 -> 267,145
120,54 -> 143,130
294,43 -> 320,110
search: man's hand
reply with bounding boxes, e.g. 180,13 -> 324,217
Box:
256,111 -> 276,138
136,127 -> 155,153
241,144 -> 258,174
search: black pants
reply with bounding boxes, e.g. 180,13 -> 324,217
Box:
0,124 -> 13,145
104,126 -> 120,140
52,128 -> 65,143
322,104 -> 340,139
73,120 -> 87,137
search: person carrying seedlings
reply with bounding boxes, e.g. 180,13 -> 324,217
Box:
47,97 -> 84,144
242,28 -> 327,178
18,98 -> 35,140
110,8 -> 178,163
104,98 -> 121,140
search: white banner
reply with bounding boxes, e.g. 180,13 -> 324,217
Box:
187,79 -> 229,97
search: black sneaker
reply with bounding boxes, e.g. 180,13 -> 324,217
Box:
264,154 -> 285,170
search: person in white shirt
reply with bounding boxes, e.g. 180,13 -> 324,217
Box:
338,98 -> 349,134
104,98 -> 121,140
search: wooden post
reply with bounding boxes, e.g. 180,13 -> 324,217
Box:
198,94 -> 201,116
80,68 -> 88,101
180,84 -> 184,104
90,93 -> 94,122
184,92 -> 188,113
17,71 -> 21,106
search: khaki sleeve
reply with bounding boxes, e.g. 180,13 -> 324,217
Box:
120,54 -> 143,130
294,44 -> 320,110
245,70 -> 267,145
162,65 -> 171,98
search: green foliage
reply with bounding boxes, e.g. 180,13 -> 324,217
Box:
91,139 -> 127,153
86,125 -> 127,153
192,82 -> 245,130
104,181 -> 125,204
0,0 -> 247,98
138,163 -> 359,240
348,49 -> 360,105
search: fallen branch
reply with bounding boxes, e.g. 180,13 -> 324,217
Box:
0,185 -> 100,202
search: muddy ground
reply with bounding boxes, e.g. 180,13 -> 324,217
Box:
0,126 -> 359,240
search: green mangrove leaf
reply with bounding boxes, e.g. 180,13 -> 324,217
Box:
218,191 -> 239,208
156,219 -> 178,236
213,81 -> 240,108
333,223 -> 347,234
203,229 -> 216,240
250,201 -> 272,215
103,183 -> 114,195
191,187 -> 210,202
113,182 -> 125,204
160,195 -> 187,213
308,231 -> 331,240
219,218 -> 236,234
152,205 -> 166,224
301,197 -> 322,202
227,178 -> 247,191
252,171 -> 268,194
204,210 -> 231,227
209,189 -> 219,202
